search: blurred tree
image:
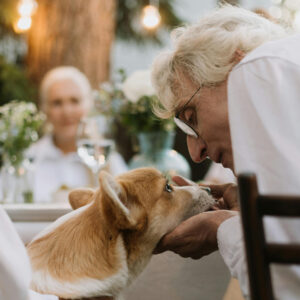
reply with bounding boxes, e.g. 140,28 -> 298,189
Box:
26,0 -> 183,88
0,0 -> 36,105
27,0 -> 117,88
0,0 -> 183,90
0,0 -> 18,39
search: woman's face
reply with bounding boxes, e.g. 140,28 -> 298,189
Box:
45,79 -> 87,140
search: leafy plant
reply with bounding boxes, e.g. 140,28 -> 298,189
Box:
0,100 -> 44,167
95,69 -> 174,135
0,56 -> 37,106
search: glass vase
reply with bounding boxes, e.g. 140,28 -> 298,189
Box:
0,156 -> 34,204
128,131 -> 191,179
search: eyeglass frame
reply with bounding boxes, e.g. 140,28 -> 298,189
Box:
174,85 -> 201,138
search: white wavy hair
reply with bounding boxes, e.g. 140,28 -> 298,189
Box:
151,5 -> 287,118
39,66 -> 93,113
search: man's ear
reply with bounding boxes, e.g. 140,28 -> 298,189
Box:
232,49 -> 245,63
69,189 -> 94,210
99,171 -> 137,229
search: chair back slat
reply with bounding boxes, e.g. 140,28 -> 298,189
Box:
258,196 -> 300,216
238,173 -> 275,300
238,173 -> 300,300
266,244 -> 300,264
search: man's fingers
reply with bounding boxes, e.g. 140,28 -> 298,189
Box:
211,198 -> 226,210
153,234 -> 173,254
201,183 -> 235,198
172,175 -> 196,186
153,227 -> 189,254
153,238 -> 166,254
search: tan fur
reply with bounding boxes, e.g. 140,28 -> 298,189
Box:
27,198 -> 122,282
27,167 -> 215,298
68,188 -> 94,210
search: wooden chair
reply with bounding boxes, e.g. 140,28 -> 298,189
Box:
237,173 -> 300,300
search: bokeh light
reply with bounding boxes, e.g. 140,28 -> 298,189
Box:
142,5 -> 161,30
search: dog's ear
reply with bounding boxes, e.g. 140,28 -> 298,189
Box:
99,171 -> 137,229
69,189 -> 94,210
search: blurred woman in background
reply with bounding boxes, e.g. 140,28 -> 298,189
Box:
28,66 -> 127,203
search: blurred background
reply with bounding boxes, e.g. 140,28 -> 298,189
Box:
1,1 -> 299,299
1,0 -> 299,186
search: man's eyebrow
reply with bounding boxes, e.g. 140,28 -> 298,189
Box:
174,106 -> 182,116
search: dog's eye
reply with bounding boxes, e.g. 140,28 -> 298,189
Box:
165,183 -> 173,193
202,187 -> 212,195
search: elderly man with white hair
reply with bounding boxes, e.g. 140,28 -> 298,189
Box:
152,5 -> 300,299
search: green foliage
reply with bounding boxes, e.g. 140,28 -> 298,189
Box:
0,101 -> 44,167
118,95 -> 174,133
116,0 -> 184,45
0,56 -> 37,106
95,69 -> 174,135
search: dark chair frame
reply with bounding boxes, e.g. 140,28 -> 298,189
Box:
238,173 -> 300,300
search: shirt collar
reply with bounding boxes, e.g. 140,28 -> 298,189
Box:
34,135 -> 81,162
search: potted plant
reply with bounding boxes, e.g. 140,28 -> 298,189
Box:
95,69 -> 191,178
0,100 -> 44,203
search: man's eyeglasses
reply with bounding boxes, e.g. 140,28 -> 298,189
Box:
174,86 -> 201,138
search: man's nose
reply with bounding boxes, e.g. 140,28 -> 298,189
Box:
187,135 -> 207,163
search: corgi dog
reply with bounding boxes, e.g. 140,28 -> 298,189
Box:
27,168 -> 215,299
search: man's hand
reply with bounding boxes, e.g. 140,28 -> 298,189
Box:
153,176 -> 239,259
173,176 -> 239,211
154,210 -> 237,259
208,183 -> 239,211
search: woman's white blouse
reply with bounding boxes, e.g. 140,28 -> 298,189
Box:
27,135 -> 128,203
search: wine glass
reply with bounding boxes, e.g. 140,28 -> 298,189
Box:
76,116 -> 114,185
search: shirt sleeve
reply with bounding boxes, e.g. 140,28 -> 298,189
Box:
228,57 -> 300,195
221,56 -> 300,298
217,215 -> 249,298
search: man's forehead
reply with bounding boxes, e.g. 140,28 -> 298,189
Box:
176,85 -> 202,115
172,83 -> 193,109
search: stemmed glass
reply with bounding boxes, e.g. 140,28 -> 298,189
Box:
76,116 -> 114,186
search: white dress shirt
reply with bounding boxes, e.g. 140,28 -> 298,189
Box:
217,34 -> 300,299
27,135 -> 128,203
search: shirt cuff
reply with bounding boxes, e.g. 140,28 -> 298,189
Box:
217,215 -> 241,254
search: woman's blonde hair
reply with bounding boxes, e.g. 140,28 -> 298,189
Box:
151,5 -> 287,118
39,66 -> 93,113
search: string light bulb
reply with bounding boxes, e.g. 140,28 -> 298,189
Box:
18,0 -> 37,16
142,4 -> 161,30
14,16 -> 32,32
14,0 -> 37,33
